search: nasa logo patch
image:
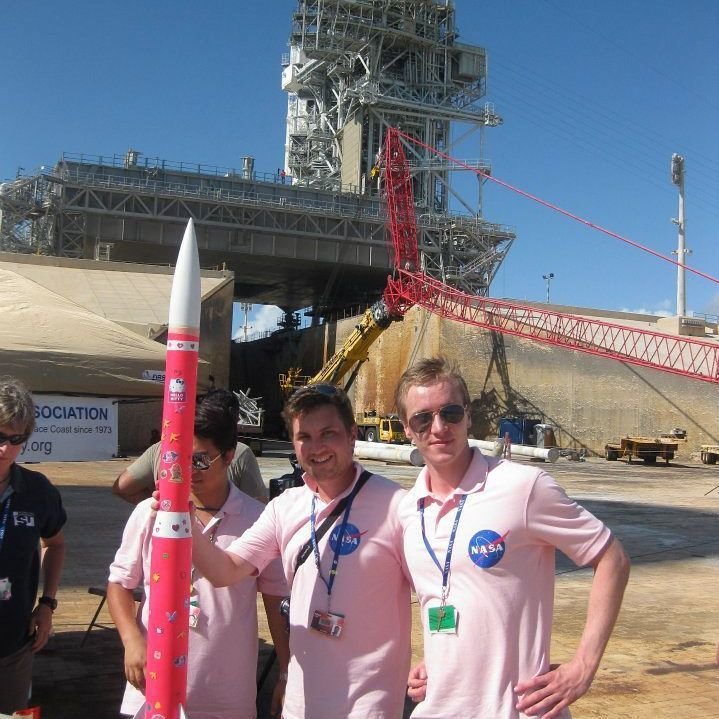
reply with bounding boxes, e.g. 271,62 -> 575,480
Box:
328,522 -> 366,555
468,529 -> 509,569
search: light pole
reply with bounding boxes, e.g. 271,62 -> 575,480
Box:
542,273 -> 554,303
670,154 -> 688,317
240,302 -> 253,342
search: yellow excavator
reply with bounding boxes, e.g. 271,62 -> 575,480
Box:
280,298 -> 399,393
278,298 -> 408,443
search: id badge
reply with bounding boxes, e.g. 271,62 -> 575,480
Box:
189,597 -> 201,628
310,609 -> 345,638
428,604 -> 457,634
0,577 -> 11,601
189,605 -> 201,628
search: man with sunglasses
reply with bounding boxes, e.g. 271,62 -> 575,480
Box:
190,383 -> 411,719
395,357 -> 630,719
0,377 -> 66,715
112,406 -> 267,505
107,389 -> 289,719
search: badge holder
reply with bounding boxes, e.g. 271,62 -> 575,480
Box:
428,603 -> 457,633
310,609 -> 345,638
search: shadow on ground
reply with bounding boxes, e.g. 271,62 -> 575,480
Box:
33,629 -> 417,719
32,631 -> 281,719
556,498 -> 719,573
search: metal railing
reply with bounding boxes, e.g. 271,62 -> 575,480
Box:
56,168 -> 389,224
52,166 -> 514,237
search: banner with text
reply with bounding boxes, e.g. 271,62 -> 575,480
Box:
19,396 -> 119,462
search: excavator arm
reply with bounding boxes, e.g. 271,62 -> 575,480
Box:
309,298 -> 400,392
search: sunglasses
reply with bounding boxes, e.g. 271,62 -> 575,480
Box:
302,383 -> 342,397
408,404 -> 467,434
0,432 -> 29,447
191,452 -> 223,471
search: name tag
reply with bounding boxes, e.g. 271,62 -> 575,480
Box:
428,604 -> 457,634
310,609 -> 345,638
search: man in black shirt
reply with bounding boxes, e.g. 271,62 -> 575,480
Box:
0,377 -> 66,714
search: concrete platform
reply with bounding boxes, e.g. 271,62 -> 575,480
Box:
23,448 -> 719,717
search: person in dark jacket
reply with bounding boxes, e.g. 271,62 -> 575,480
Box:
0,377 -> 66,714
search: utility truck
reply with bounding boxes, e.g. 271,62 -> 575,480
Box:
355,411 -> 408,444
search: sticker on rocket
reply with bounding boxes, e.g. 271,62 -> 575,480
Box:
468,529 -> 509,569
168,377 -> 186,403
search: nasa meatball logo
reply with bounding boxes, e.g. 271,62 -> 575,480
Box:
468,529 -> 509,569
328,522 -> 366,555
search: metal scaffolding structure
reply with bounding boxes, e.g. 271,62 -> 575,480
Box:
282,0 -> 513,294
380,127 -> 719,384
0,1 -> 515,308
0,172 -> 58,255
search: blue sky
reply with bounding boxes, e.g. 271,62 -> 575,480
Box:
2,1 -> 717,337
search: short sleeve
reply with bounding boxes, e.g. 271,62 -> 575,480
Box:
125,443 -> 160,491
526,472 -> 611,567
227,501 -> 281,574
39,481 -> 67,539
229,443 -> 267,500
257,555 -> 289,596
108,502 -> 152,589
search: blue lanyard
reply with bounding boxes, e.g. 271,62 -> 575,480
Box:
0,495 -> 12,555
419,494 -> 467,601
310,481 -> 362,598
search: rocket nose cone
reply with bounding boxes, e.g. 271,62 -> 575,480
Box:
169,218 -> 201,330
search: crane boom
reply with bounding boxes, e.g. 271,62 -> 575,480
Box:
308,299 -> 401,391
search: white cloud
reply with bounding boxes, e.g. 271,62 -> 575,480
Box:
704,293 -> 719,317
252,305 -> 285,333
232,304 -> 284,341
619,298 -> 673,317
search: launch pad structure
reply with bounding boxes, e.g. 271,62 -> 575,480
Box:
0,0 -> 515,321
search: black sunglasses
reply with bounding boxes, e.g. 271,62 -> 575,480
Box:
408,404 -> 467,434
0,431 -> 29,446
304,383 -> 342,397
191,452 -> 222,471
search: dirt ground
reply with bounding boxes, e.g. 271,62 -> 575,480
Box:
22,445 -> 719,718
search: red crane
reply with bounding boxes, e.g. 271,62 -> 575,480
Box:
381,128 -> 719,384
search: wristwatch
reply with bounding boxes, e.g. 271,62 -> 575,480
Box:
38,595 -> 58,612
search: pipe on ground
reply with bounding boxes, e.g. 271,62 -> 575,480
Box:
353,438 -> 559,467
354,440 -> 424,466
468,438 -> 559,462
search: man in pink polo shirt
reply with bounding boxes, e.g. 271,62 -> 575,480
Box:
108,390 -> 289,719
191,383 -> 411,719
395,357 -> 630,719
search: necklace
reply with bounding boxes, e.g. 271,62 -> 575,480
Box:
194,505 -> 221,512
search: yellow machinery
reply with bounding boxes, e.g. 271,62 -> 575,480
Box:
280,298 -> 399,395
278,298 -> 409,442
309,298 -> 398,389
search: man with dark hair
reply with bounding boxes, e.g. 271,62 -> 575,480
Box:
396,356 -> 630,719
0,377 -> 66,714
112,391 -> 267,504
108,390 -> 289,719
190,383 -> 411,719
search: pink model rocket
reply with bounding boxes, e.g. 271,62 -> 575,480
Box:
143,218 -> 201,719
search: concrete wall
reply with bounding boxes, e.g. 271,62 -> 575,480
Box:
231,306 -> 719,456
231,323 -> 328,436
199,280 -> 234,388
346,307 -> 719,456
117,399 -> 163,456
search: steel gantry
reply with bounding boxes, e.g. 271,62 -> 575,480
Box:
380,128 -> 719,384
282,0 -> 514,295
